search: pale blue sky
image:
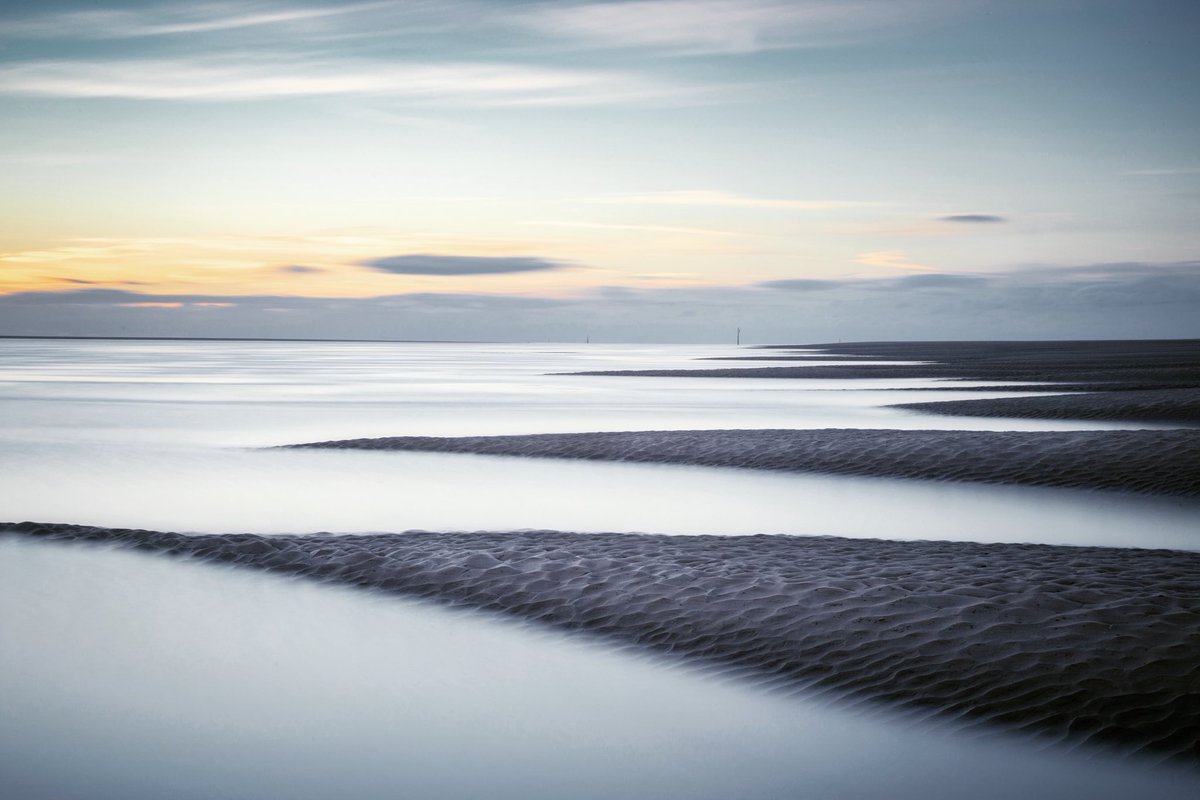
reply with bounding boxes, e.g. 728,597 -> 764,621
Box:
1,1 -> 1197,340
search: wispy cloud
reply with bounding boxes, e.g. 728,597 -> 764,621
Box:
1123,167 -> 1200,177
889,273 -> 988,290
0,152 -> 148,167
529,219 -> 757,238
758,273 -> 990,292
0,230 -> 597,296
587,190 -> 881,210
358,254 -> 574,276
854,250 -> 936,272
4,262 -> 1196,342
0,238 -> 165,264
938,213 -> 1006,224
2,1 -> 393,39
516,0 -> 947,55
757,278 -> 841,291
0,2 -> 944,107
0,57 -> 689,105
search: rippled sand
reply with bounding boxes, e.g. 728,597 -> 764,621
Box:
565,339 -> 1200,425
7,522 -> 1199,763
284,428 -> 1200,497
892,388 -> 1200,423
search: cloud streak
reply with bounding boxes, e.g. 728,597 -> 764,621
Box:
517,0 -> 946,55
358,254 -> 573,276
938,214 -> 1006,224
0,57 -> 689,105
757,278 -> 840,291
0,1 -> 967,109
4,1 -> 391,39
588,190 -> 881,210
529,219 -> 756,238
1123,167 -> 1200,177
854,250 -> 936,272
4,262 -> 1195,342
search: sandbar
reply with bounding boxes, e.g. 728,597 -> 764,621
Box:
283,428 -> 1200,498
6,522 -> 1198,763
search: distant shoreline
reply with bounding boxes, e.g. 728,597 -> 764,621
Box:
564,339 -> 1200,424
0,334 -> 493,344
3,335 -> 1197,344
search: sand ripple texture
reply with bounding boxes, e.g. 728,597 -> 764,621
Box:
286,429 -> 1200,498
569,340 -> 1200,423
892,388 -> 1200,424
575,340 -> 1200,388
7,523 -> 1200,763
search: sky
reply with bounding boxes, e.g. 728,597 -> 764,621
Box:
1,0 -> 1198,342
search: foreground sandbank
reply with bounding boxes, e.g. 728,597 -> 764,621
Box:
7,536 -> 1199,800
7,522 -> 1199,763
282,428 -> 1200,498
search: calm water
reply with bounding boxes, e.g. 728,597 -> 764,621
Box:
0,338 -> 1194,548
1,338 -> 1197,798
2,538 -> 1196,800
0,338 -> 1160,449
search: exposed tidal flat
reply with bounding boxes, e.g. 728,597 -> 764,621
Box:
573,339 -> 1200,425
5,534 -> 1197,800
287,428 -> 1200,497
2,337 -> 1199,798
8,522 -> 1200,764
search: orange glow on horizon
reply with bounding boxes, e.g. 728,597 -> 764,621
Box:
0,225 -> 786,299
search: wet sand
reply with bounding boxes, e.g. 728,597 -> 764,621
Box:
6,522 -> 1199,763
891,388 -> 1200,424
283,428 -> 1200,498
564,340 -> 1200,423
9,338 -> 1198,782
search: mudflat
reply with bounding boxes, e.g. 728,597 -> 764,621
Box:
284,428 -> 1200,497
564,340 -> 1200,424
7,522 -> 1198,763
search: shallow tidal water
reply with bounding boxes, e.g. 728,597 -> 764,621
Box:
0,338 -> 1194,549
2,538 -> 1196,800
1,338 -> 1197,798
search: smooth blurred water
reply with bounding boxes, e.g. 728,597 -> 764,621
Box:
2,538 -> 1195,800
0,338 -> 1162,450
0,338 -> 1194,548
3,443 -> 1198,549
2,338 -> 1198,799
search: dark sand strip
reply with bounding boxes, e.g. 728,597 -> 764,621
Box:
564,340 -> 1200,423
892,388 -> 1200,424
284,429 -> 1200,498
774,339 -> 1200,367
758,339 -> 1200,378
699,354 -> 891,361
6,522 -> 1199,762
565,363 -> 1200,390
568,363 -> 1092,381
569,338 -> 1200,384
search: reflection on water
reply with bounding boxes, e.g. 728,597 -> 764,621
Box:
2,538 -> 1195,800
1,338 -> 1193,550
2,443 -> 1197,550
0,339 -> 1170,449
2,338 -> 1198,798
